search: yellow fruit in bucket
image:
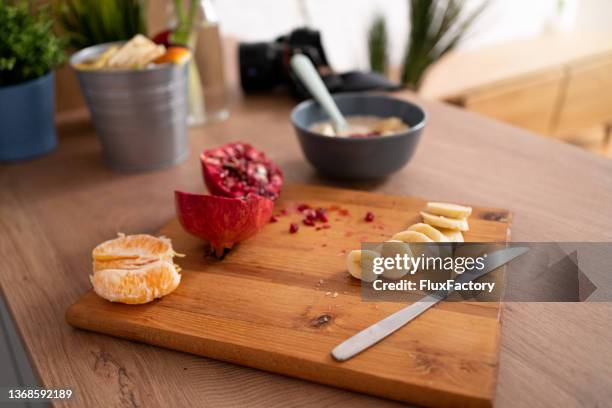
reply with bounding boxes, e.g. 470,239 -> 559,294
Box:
154,46 -> 191,65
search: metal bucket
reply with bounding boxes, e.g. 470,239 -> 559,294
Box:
71,42 -> 189,172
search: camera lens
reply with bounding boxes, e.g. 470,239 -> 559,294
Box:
239,42 -> 285,92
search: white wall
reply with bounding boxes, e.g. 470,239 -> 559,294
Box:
215,0 -> 611,72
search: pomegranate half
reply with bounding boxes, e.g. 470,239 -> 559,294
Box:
201,142 -> 283,201
175,191 -> 273,257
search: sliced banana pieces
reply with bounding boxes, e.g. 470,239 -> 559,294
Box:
391,230 -> 434,243
420,211 -> 469,231
407,223 -> 449,242
380,240 -> 411,280
438,228 -> 464,243
425,202 -> 472,219
345,201 -> 471,281
346,249 -> 380,282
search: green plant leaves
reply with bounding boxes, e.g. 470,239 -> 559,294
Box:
368,14 -> 388,75
0,2 -> 66,86
56,0 -> 147,51
401,0 -> 488,90
170,0 -> 197,46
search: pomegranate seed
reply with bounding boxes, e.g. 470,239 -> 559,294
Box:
297,203 -> 311,212
269,215 -> 278,223
289,223 -> 299,233
364,212 -> 375,222
303,218 -> 315,226
304,209 -> 316,221
315,208 -> 328,222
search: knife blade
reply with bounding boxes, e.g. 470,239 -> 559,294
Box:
331,246 -> 529,362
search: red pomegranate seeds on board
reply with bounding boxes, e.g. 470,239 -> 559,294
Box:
315,208 -> 328,222
297,203 -> 311,212
303,218 -> 315,226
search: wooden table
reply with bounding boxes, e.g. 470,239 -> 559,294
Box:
1,90 -> 611,407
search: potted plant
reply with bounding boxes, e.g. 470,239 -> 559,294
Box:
0,2 -> 65,161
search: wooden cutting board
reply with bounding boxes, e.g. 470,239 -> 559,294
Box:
66,184 -> 511,408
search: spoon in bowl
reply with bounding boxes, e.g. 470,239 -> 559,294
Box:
290,54 -> 348,135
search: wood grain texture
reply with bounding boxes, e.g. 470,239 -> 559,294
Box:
65,185 -> 511,408
1,88 -> 611,408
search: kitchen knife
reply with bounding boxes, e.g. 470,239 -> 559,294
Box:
331,246 -> 529,362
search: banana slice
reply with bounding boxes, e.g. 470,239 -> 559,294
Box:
420,211 -> 469,231
380,240 -> 411,280
438,228 -> 464,242
346,250 -> 380,282
425,202 -> 472,219
407,223 -> 449,242
392,229 -> 442,268
391,230 -> 434,243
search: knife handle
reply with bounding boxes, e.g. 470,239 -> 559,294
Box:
331,296 -> 439,362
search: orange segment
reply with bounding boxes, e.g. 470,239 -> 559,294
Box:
90,234 -> 183,304
92,234 -> 176,271
90,261 -> 181,304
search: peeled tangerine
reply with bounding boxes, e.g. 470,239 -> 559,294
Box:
93,234 -> 176,271
91,261 -> 180,304
175,191 -> 273,257
90,234 -> 182,304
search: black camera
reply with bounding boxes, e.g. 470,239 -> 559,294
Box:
239,27 -> 334,94
239,27 -> 399,98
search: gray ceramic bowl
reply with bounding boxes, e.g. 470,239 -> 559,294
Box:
291,93 -> 427,179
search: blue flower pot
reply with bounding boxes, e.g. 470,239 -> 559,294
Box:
0,72 -> 57,161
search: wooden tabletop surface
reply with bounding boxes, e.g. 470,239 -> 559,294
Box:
1,90 -> 611,407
